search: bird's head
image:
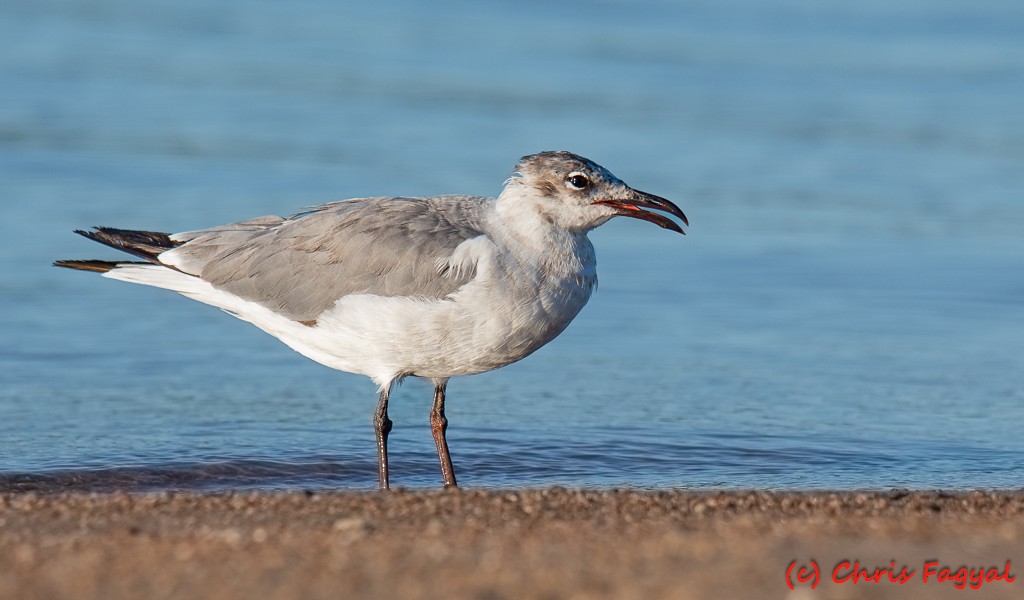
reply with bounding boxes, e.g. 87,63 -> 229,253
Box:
500,151 -> 688,234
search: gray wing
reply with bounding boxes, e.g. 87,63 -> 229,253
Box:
166,196 -> 492,322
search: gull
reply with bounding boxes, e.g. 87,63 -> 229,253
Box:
55,151 -> 688,490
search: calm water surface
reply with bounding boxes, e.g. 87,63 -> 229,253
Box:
1,0 -> 1022,491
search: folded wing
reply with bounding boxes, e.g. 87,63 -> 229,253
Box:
160,196 -> 491,322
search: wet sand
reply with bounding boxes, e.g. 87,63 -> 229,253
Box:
1,488 -> 1022,599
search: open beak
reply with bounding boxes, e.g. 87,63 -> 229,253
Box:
595,189 -> 688,234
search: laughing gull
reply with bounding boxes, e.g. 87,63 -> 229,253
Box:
55,151 -> 688,490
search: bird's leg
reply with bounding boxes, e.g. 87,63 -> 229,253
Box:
374,386 -> 393,491
430,380 -> 458,488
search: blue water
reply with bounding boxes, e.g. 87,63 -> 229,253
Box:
1,0 -> 1023,491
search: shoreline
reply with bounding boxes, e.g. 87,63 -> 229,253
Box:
3,488 -> 1022,598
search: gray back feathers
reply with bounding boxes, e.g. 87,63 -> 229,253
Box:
167,196 -> 491,322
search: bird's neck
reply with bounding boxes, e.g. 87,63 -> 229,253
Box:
491,187 -> 596,280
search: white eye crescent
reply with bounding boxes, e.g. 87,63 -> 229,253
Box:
566,172 -> 590,190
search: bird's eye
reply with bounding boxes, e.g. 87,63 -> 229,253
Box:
566,173 -> 590,190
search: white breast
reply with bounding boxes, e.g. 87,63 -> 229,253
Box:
294,231 -> 597,385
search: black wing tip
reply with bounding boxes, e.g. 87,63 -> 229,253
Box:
69,226 -> 180,263
73,227 -> 118,239
54,259 -> 153,273
54,259 -> 118,273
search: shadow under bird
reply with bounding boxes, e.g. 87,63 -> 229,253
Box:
56,151 -> 688,490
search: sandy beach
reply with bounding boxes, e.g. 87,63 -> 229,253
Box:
1,488 -> 1021,599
